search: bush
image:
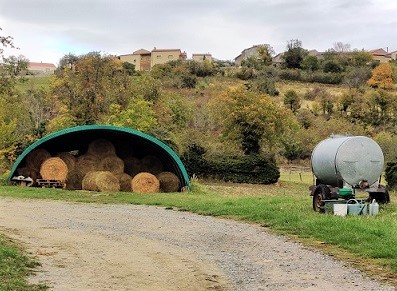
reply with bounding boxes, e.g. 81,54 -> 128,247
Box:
385,161 -> 397,189
308,71 -> 343,84
279,69 -> 302,81
182,145 -> 280,184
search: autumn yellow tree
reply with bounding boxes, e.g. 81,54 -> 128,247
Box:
367,63 -> 394,89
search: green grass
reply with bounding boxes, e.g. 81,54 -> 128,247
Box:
0,236 -> 47,290
0,176 -> 397,287
15,76 -> 51,92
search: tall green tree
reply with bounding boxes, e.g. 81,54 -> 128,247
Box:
282,39 -> 307,69
211,86 -> 297,154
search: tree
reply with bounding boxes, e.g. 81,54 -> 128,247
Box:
52,52 -> 130,125
367,63 -> 394,89
282,39 -> 307,69
283,90 -> 301,112
211,86 -> 297,154
333,42 -> 351,53
343,66 -> 371,88
256,44 -> 275,66
302,55 -> 319,72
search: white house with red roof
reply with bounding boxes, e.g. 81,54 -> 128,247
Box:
28,62 -> 56,75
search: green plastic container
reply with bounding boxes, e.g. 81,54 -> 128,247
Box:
338,188 -> 353,198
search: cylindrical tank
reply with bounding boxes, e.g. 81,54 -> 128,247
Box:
311,135 -> 384,187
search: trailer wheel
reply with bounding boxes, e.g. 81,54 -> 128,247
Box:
313,184 -> 330,213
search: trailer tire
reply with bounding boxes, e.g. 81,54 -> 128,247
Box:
313,184 -> 330,213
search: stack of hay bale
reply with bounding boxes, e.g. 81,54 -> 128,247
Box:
17,138 -> 181,193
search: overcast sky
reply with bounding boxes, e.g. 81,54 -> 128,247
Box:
1,0 -> 397,65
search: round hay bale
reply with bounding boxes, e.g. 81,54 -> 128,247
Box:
141,155 -> 164,175
65,169 -> 84,190
87,139 -> 116,158
82,171 -> 120,192
100,156 -> 124,175
25,149 -> 51,170
17,167 -> 39,185
76,154 -> 100,175
131,172 -> 160,193
123,156 -> 142,177
82,171 -> 99,191
40,157 -> 68,181
156,172 -> 181,193
116,173 -> 132,192
57,152 -> 77,171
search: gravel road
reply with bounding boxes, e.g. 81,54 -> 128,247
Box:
0,197 -> 394,291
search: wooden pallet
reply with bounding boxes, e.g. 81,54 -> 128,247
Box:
36,179 -> 66,189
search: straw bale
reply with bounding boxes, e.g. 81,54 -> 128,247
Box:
57,152 -> 77,171
131,172 -> 160,193
87,139 -> 116,158
17,167 -> 39,185
141,155 -> 164,175
40,157 -> 68,181
100,156 -> 124,175
82,171 -> 99,191
65,169 -> 84,190
82,171 -> 120,192
76,154 -> 100,175
156,172 -> 181,193
123,156 -> 142,177
26,148 -> 51,170
116,173 -> 132,192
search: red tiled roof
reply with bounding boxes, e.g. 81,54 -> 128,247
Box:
369,48 -> 388,56
28,62 -> 56,68
152,48 -> 181,53
133,49 -> 151,55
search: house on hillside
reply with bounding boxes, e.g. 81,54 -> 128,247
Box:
150,48 -> 187,67
370,48 -> 391,63
234,44 -> 270,66
119,48 -> 187,71
387,50 -> 397,61
272,52 -> 284,68
192,53 -> 212,63
119,49 -> 151,71
28,62 -> 56,75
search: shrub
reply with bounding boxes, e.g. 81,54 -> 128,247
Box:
385,161 -> 397,189
181,145 -> 280,184
279,69 -> 302,81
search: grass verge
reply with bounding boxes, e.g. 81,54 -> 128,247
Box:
0,176 -> 396,287
0,236 -> 46,290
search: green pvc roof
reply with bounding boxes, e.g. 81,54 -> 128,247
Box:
8,125 -> 191,189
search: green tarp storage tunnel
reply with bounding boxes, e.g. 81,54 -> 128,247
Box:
8,125 -> 191,190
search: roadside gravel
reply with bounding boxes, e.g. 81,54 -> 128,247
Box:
0,197 -> 394,290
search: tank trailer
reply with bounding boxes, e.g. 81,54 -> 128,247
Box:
310,135 -> 390,212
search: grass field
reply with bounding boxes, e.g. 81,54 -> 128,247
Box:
15,75 -> 52,92
0,171 -> 397,288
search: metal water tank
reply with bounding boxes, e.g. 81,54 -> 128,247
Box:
311,135 -> 384,187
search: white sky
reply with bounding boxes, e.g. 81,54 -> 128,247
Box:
1,0 -> 396,65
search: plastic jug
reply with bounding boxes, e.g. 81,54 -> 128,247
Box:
369,199 -> 379,216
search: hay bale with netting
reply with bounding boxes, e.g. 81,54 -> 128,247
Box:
17,167 -> 39,185
141,155 -> 164,175
156,172 -> 181,193
65,169 -> 85,190
123,156 -> 142,177
87,138 -> 116,158
40,157 -> 68,181
100,156 -> 124,175
116,173 -> 132,192
131,172 -> 160,193
57,152 -> 77,171
82,171 -> 120,192
76,154 -> 100,175
26,149 -> 51,171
